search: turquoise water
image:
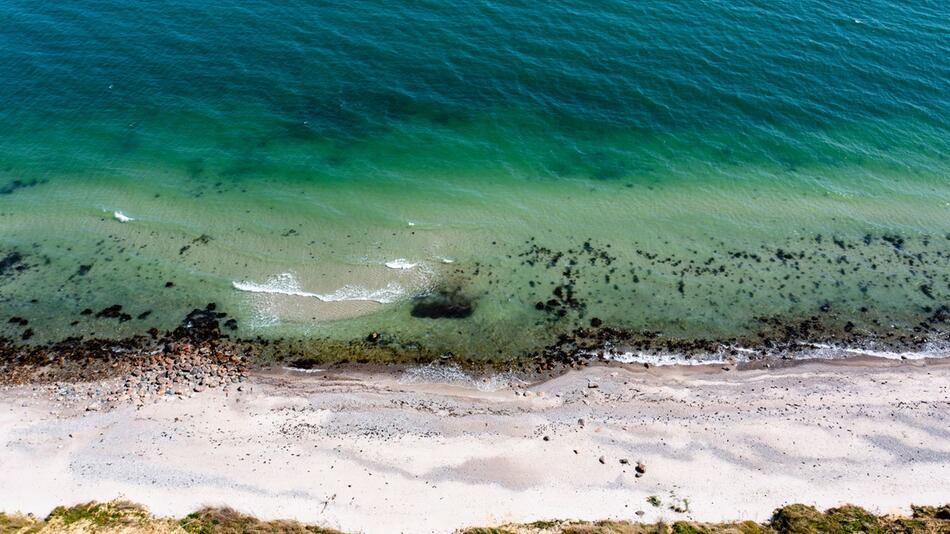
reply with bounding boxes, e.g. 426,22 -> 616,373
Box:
1,1 -> 949,359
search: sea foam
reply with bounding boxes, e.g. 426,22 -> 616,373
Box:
113,210 -> 133,222
599,342 -> 947,366
384,259 -> 418,269
232,272 -> 404,303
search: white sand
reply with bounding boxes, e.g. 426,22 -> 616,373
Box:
1,359 -> 948,533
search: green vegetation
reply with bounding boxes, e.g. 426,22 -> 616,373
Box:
0,501 -> 948,534
0,512 -> 44,534
463,504 -> 950,534
179,507 -> 343,534
46,501 -> 151,528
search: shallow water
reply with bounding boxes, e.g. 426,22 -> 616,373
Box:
1,0 -> 948,359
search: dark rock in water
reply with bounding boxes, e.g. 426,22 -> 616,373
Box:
0,252 -> 23,275
80,308 -> 93,315
590,317 -> 603,328
137,310 -> 152,320
95,305 -> 133,322
224,318 -> 238,330
173,307 -> 228,341
96,304 -> 124,319
164,281 -> 175,288
366,331 -> 381,342
882,234 -> 905,250
410,289 -> 474,319
76,264 -> 92,276
21,328 -> 33,340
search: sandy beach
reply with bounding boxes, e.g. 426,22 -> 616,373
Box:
1,358 -> 948,534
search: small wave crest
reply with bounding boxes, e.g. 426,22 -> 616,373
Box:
384,259 -> 418,269
232,272 -> 404,304
113,210 -> 134,222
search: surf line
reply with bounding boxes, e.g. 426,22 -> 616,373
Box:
232,273 -> 405,304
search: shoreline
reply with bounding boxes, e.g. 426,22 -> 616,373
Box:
4,302 -> 950,386
2,358 -> 948,534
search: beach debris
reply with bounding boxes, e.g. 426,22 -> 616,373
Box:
636,462 -> 646,474
619,458 -> 629,465
598,456 -> 605,464
669,498 -> 690,513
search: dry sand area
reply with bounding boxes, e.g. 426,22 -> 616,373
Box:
1,358 -> 948,533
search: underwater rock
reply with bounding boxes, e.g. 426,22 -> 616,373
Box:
410,289 -> 474,319
0,252 -> 23,275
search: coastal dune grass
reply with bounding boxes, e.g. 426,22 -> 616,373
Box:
1,501 -> 948,534
0,503 -> 344,534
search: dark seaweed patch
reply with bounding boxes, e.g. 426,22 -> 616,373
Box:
0,179 -> 45,195
96,305 -> 132,322
410,289 -> 474,319
0,252 -> 24,275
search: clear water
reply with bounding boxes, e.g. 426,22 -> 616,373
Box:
1,0 -> 948,359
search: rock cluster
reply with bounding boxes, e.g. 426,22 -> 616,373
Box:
103,343 -> 247,406
1,304 -> 251,410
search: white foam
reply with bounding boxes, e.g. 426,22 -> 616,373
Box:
436,256 -> 455,264
232,272 -> 404,304
809,343 -> 940,361
601,351 -> 729,367
282,366 -> 326,374
317,282 -> 405,303
113,211 -> 133,223
384,259 -> 418,270
599,342 -> 948,367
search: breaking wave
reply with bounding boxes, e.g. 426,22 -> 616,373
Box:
232,272 -> 405,303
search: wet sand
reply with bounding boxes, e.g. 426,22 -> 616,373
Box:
1,358 -> 948,534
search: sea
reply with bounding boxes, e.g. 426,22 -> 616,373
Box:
1,0 -> 948,363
